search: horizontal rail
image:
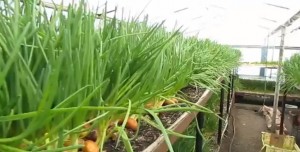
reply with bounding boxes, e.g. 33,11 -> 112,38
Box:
229,45 -> 300,50
240,63 -> 277,68
235,90 -> 300,99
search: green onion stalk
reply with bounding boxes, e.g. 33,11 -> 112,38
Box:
283,53 -> 300,91
0,0 -> 240,151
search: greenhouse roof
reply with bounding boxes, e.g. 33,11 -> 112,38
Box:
47,0 -> 300,46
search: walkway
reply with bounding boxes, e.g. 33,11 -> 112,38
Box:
220,105 -> 265,152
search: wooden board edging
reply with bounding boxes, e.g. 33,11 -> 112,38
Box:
143,88 -> 214,152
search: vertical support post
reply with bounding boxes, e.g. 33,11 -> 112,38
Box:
231,70 -> 235,99
195,112 -> 205,152
260,37 -> 268,77
272,26 -> 286,132
279,90 -> 287,134
226,74 -> 232,113
217,80 -> 225,144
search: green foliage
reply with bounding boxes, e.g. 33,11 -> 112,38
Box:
235,79 -> 275,92
283,53 -> 300,92
0,0 -> 240,151
235,78 -> 300,94
173,93 -> 220,152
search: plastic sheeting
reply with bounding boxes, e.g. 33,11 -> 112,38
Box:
44,0 -> 300,45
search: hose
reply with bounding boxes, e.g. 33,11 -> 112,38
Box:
228,111 -> 236,152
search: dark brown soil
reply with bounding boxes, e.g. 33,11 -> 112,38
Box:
104,120 -> 160,152
180,86 -> 205,103
104,86 -> 204,152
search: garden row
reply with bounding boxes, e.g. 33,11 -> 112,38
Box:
0,1 -> 240,152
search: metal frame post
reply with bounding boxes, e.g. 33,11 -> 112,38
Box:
195,112 -> 205,152
272,26 -> 286,132
217,80 -> 225,144
226,74 -> 232,113
231,70 -> 235,99
280,90 -> 287,134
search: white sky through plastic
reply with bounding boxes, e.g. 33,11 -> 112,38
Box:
46,0 -> 300,46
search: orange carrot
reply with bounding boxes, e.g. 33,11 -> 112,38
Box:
83,140 -> 99,152
163,98 -> 178,105
118,118 -> 138,131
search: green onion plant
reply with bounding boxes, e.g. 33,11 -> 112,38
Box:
283,53 -> 300,91
0,0 -> 240,151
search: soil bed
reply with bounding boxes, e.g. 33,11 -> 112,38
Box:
104,86 -> 204,152
180,86 -> 204,103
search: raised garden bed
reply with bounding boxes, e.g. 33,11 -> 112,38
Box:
235,91 -> 300,106
103,75 -> 230,152
103,85 -> 211,152
143,87 -> 212,152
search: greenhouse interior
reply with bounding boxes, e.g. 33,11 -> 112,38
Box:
1,0 -> 300,152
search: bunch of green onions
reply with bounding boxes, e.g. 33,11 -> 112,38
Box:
0,0 -> 240,151
283,53 -> 300,91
